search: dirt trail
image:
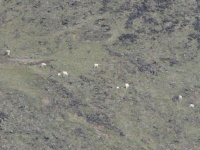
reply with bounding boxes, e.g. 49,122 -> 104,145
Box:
0,57 -> 56,66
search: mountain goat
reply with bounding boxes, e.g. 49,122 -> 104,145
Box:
125,83 -> 129,89
62,71 -> 68,76
5,50 -> 10,56
40,63 -> 47,67
189,103 -> 194,108
94,63 -> 100,68
178,95 -> 182,100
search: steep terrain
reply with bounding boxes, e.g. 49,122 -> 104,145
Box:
0,0 -> 200,149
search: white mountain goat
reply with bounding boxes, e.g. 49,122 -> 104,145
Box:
62,71 -> 68,76
40,63 -> 47,67
189,104 -> 194,108
125,83 -> 129,89
5,50 -> 10,56
94,63 -> 100,68
58,72 -> 61,76
178,95 -> 182,100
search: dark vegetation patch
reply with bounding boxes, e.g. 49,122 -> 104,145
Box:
0,111 -> 9,123
45,77 -> 74,99
159,57 -> 181,66
128,57 -> 162,75
105,46 -> 122,57
154,0 -> 172,10
118,34 -> 138,46
82,30 -> 112,41
80,75 -> 94,83
99,0 -> 112,12
86,111 -> 124,136
194,16 -> 200,31
124,1 -> 151,29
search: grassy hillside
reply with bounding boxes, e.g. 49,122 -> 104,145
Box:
0,0 -> 200,149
